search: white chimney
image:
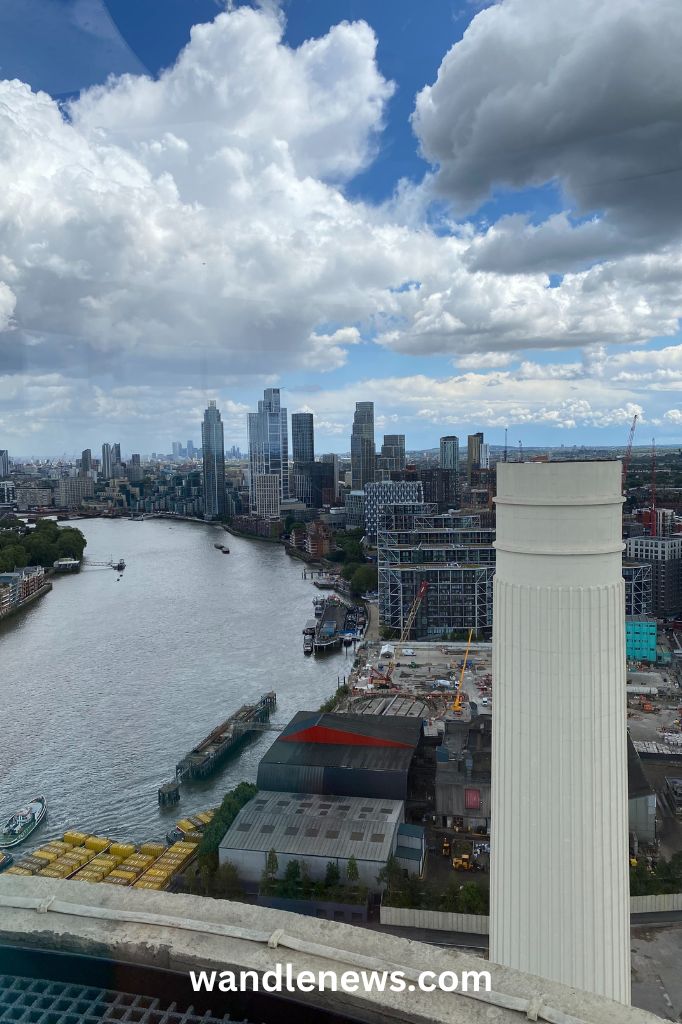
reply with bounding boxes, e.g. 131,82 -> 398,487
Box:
490,461 -> 630,1003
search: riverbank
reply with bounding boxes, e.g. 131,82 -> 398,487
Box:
0,516 -> 346,846
0,582 -> 52,624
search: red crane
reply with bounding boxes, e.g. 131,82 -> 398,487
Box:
651,437 -> 657,538
622,413 -> 638,492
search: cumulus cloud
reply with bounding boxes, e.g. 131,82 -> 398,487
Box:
1,0 -> 682,451
414,0 -> 682,267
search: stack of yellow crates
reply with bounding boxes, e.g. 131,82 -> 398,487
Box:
133,841 -> 198,891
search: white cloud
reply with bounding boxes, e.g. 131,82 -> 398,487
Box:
413,0 -> 682,244
1,1 -> 682,451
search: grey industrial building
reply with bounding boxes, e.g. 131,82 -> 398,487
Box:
218,791 -> 424,889
256,711 -> 423,801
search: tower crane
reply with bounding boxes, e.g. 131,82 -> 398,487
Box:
452,627 -> 474,714
622,413 -> 637,492
369,581 -> 430,686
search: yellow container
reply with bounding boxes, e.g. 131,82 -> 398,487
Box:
109,869 -> 139,881
38,867 -> 65,878
109,842 -> 136,859
103,874 -> 133,886
64,830 -> 89,846
195,811 -> 212,824
133,879 -> 163,890
6,866 -> 33,875
90,854 -> 118,868
33,849 -> 58,863
85,836 -> 110,852
140,842 -> 166,858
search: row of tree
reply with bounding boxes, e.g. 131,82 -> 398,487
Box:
380,854 -> 489,915
0,516 -> 87,572
260,851 -> 367,904
630,853 -> 682,896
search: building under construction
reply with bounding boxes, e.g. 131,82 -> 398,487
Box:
377,503 -> 495,639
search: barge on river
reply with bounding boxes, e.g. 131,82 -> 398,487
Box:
175,692 -> 276,782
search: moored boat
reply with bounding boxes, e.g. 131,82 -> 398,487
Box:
0,851 -> 13,872
0,796 -> 47,848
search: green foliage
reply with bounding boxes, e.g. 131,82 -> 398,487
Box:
350,564 -> 377,596
0,520 -> 86,569
197,781 -> 258,871
630,853 -> 682,896
346,856 -> 359,884
318,685 -> 349,712
212,861 -> 244,899
261,858 -> 368,905
331,530 -> 366,565
380,856 -> 489,915
325,861 -> 341,888
0,544 -> 28,571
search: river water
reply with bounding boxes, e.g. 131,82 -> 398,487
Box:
0,518 -> 350,848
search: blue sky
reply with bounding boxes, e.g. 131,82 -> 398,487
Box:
0,0 -> 681,455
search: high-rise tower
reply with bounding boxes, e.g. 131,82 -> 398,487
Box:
248,388 -> 289,517
202,401 -> 226,520
101,443 -> 112,480
350,402 -> 375,490
490,461 -> 629,1003
467,432 -> 484,484
291,413 -> 314,466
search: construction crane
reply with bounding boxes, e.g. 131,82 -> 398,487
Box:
452,627 -> 474,714
622,413 -> 638,492
518,440 -> 524,463
504,427 -> 508,463
369,581 -> 430,686
651,437 -> 657,538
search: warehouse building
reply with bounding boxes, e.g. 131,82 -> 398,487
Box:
256,711 -> 423,800
218,791 -> 424,889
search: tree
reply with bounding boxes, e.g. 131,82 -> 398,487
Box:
197,781 -> 258,871
350,564 -> 377,596
377,855 -> 405,896
324,861 -> 341,889
56,527 -> 87,559
0,544 -> 27,571
265,848 -> 279,881
346,856 -> 359,885
282,859 -> 302,897
214,861 -> 244,900
457,883 -> 489,915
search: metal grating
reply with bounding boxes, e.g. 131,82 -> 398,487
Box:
0,975 -> 243,1024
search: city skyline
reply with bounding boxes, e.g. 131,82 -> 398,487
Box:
1,1 -> 681,453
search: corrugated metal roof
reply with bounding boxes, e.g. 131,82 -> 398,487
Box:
219,791 -> 403,864
278,711 -> 422,745
261,712 -> 421,774
259,740 -> 415,772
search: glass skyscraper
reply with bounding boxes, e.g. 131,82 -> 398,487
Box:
291,412 -> 314,465
350,401 -> 375,490
247,388 -> 289,516
202,400 -> 226,520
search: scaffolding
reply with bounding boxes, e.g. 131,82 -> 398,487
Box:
378,504 -> 495,639
623,562 -> 653,616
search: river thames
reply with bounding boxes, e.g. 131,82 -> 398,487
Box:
0,518 -> 350,846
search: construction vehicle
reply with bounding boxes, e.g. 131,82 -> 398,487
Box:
451,627 -> 474,714
369,581 -> 430,686
452,851 -> 483,872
